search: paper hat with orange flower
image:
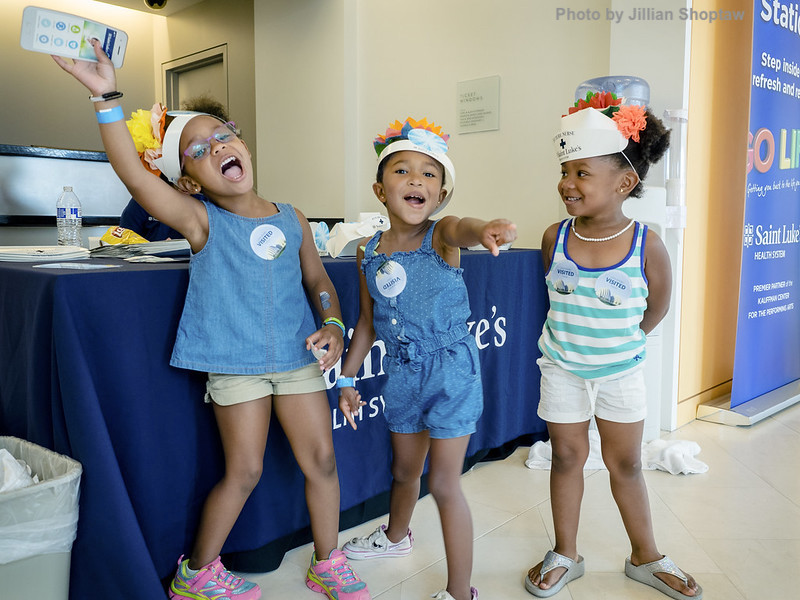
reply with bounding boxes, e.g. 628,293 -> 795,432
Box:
553,91 -> 647,164
374,117 -> 456,214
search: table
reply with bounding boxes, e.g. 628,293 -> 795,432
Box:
0,249 -> 548,599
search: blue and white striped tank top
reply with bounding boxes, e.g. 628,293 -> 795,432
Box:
537,218 -> 649,380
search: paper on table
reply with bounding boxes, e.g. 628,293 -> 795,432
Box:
32,262 -> 122,269
90,239 -> 190,259
0,246 -> 90,262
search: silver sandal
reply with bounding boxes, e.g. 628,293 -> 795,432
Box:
524,550 -> 585,597
625,556 -> 703,600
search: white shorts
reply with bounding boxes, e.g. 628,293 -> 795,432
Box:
536,356 -> 647,424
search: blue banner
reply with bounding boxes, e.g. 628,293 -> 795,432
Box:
732,0 -> 800,407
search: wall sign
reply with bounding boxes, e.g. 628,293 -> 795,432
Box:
457,75 -> 500,134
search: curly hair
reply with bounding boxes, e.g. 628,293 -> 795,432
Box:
609,109 -> 670,198
181,94 -> 230,123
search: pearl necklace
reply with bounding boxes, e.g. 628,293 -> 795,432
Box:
571,219 -> 634,242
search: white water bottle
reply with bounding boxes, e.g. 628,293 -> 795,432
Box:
56,186 -> 83,247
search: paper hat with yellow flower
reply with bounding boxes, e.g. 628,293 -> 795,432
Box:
374,117 -> 456,214
553,91 -> 648,164
126,105 -> 225,183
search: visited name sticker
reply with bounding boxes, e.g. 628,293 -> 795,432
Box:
250,224 -> 286,260
549,259 -> 579,294
595,269 -> 632,306
375,260 -> 407,297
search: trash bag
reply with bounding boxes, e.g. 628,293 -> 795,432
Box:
0,437 -> 82,565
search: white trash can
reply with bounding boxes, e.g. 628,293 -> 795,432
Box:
0,437 -> 82,600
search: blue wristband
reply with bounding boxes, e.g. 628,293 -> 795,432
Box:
336,376 -> 355,389
96,105 -> 125,124
323,317 -> 346,336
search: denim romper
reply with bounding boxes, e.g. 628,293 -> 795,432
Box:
362,220 -> 483,439
170,200 -> 318,375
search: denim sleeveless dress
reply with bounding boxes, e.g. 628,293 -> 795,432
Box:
170,200 -> 318,374
361,220 -> 483,438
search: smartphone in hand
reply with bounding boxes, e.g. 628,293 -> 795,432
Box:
20,6 -> 128,68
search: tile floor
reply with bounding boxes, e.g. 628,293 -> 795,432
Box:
249,402 -> 800,599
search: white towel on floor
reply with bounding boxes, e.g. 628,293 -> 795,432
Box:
525,430 -> 708,475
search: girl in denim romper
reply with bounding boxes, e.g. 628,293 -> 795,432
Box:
337,118 -> 517,600
53,42 -> 369,600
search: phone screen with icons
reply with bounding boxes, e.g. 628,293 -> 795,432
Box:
21,6 -> 127,68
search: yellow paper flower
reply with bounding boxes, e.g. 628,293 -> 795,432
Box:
125,104 -> 167,175
126,109 -> 161,154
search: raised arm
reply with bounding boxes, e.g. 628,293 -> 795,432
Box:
52,40 -> 206,245
434,215 -> 517,257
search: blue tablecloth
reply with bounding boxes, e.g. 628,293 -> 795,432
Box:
0,249 -> 548,599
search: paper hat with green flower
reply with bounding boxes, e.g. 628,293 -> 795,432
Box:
553,91 -> 648,164
374,117 -> 456,214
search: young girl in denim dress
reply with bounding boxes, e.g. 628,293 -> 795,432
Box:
53,40 -> 369,600
337,118 -> 517,600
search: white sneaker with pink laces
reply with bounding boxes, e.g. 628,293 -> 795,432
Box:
342,524 -> 413,560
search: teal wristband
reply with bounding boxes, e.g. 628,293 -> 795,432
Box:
337,376 -> 355,388
323,317 -> 346,336
96,105 -> 124,124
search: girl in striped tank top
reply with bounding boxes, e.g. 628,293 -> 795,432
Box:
526,94 -> 702,600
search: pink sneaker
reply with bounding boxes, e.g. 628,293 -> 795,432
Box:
169,555 -> 261,599
306,548 -> 370,600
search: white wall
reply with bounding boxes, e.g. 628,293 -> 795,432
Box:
253,0 -> 349,222
610,0 -> 691,112
358,0 -> 616,249
255,0 -> 617,248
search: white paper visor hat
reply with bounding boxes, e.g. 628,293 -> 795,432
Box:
152,111 -> 227,184
377,133 -> 456,215
553,107 -> 628,164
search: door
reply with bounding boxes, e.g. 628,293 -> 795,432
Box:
162,45 -> 228,113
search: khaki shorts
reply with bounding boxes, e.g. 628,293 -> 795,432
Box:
204,363 -> 326,406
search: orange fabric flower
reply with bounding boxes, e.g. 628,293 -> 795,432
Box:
612,105 -> 647,142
